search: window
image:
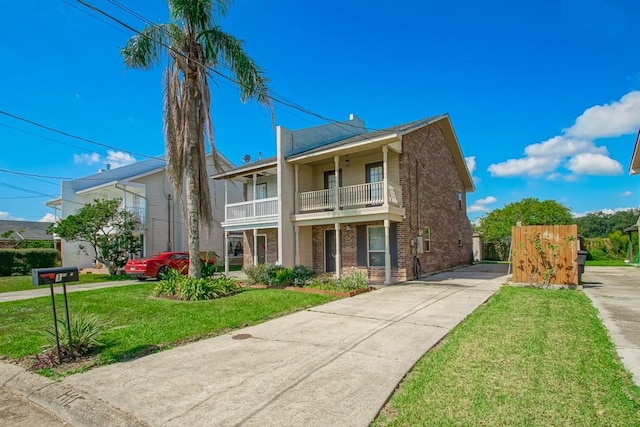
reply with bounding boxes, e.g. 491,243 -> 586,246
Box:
457,192 -> 463,210
368,226 -> 385,267
256,183 -> 267,200
423,227 -> 431,252
458,231 -> 463,247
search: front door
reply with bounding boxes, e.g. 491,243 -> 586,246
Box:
257,235 -> 266,264
325,229 -> 336,272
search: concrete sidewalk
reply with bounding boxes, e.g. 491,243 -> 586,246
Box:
0,280 -> 142,303
582,266 -> 640,384
1,264 -> 507,426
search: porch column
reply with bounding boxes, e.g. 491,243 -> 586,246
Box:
294,164 -> 299,214
253,228 -> 258,266
335,223 -> 341,278
384,219 -> 391,285
334,155 -> 340,210
295,225 -> 300,265
224,232 -> 229,275
252,172 -> 257,217
382,145 -> 389,207
224,181 -> 228,222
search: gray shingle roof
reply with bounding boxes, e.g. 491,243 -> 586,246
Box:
0,220 -> 53,241
285,114 -> 446,159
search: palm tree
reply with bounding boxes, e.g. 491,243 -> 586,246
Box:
122,0 -> 270,277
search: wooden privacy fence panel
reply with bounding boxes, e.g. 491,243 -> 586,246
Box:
511,224 -> 579,286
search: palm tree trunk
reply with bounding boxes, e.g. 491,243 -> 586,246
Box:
185,73 -> 202,279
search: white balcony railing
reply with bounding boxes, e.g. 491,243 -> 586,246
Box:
298,182 -> 402,213
226,197 -> 279,221
124,206 -> 146,229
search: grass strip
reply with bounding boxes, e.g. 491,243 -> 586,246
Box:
0,274 -> 131,293
0,284 -> 335,366
374,286 -> 640,426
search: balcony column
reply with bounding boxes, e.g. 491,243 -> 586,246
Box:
384,219 -> 391,285
382,145 -> 389,207
253,228 -> 258,266
294,164 -> 299,214
252,172 -> 257,217
224,231 -> 229,275
335,223 -> 341,278
334,155 -> 340,210
224,181 -> 228,222
295,225 -> 300,265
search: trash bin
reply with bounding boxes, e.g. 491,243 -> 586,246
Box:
577,250 -> 588,282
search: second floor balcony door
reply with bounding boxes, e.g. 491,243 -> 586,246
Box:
366,162 -> 384,205
256,183 -> 267,200
324,170 -> 342,210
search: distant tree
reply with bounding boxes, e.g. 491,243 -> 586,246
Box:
121,0 -> 270,278
478,198 -> 574,243
575,209 -> 640,238
47,199 -> 141,275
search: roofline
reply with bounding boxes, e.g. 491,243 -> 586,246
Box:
286,133 -> 402,163
212,160 -> 278,180
630,129 -> 640,175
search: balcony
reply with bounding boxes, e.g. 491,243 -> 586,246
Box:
298,182 -> 402,213
124,206 -> 146,229
225,197 -> 279,225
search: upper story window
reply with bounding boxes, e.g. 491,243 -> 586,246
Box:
458,192 -> 463,210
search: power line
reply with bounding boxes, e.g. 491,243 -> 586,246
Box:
74,0 -> 376,133
0,110 -> 158,161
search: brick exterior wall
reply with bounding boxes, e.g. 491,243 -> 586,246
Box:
399,123 -> 473,276
243,228 -> 278,267
311,223 -> 408,283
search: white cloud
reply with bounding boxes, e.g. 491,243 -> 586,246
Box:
74,152 -> 101,165
0,211 -> 9,220
573,206 -> 638,217
566,153 -> 623,175
105,151 -> 136,169
488,156 -> 561,177
468,195 -> 497,213
620,191 -> 633,197
565,91 -> 640,139
39,213 -> 56,223
465,156 -> 476,174
488,91 -> 637,179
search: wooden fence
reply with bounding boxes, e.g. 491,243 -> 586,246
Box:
511,224 -> 579,286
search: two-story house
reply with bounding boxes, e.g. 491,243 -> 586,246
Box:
214,113 -> 475,284
47,153 -> 236,269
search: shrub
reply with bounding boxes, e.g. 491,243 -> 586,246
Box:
291,265 -> 316,286
0,249 -> 18,276
306,273 -> 369,292
244,263 -> 268,285
270,267 -> 293,288
42,312 -> 108,359
153,272 -> 240,301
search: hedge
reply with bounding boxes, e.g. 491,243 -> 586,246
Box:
0,249 -> 60,276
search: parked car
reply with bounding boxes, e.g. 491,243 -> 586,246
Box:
124,252 -> 217,280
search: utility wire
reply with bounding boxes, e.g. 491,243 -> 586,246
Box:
75,0 -> 377,133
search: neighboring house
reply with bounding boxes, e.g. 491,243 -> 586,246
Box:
0,220 -> 54,248
628,130 -> 640,261
213,113 -> 475,284
46,154 -> 237,269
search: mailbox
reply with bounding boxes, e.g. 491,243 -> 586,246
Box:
32,267 -> 79,286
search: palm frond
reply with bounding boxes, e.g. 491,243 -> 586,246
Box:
199,27 -> 271,106
169,0 -> 232,32
122,24 -> 172,69
164,61 -> 185,199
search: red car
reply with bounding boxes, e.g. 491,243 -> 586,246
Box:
124,252 -> 217,280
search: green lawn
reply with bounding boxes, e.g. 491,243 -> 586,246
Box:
0,283 -> 335,368
0,273 -> 131,293
374,286 -> 640,426
586,259 -> 634,267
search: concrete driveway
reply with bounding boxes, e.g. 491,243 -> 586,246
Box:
1,264 -> 508,427
582,266 -> 640,384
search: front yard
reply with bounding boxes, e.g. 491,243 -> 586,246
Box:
375,286 -> 640,426
0,283 -> 335,374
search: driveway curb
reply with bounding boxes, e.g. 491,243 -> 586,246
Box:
0,362 -> 149,426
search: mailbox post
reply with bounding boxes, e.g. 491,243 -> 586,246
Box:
32,267 -> 79,364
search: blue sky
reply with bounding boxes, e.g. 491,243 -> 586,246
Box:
1,0 -> 639,223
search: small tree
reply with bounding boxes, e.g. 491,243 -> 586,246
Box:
48,199 -> 141,275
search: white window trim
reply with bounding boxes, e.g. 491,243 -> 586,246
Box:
367,225 -> 385,267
